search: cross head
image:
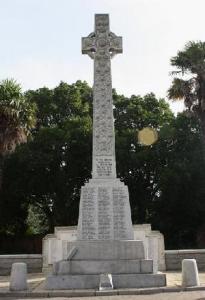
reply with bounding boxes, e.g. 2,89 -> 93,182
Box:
82,14 -> 122,59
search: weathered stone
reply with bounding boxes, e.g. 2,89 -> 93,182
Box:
45,274 -> 99,289
66,240 -> 145,260
53,259 -> 142,275
9,262 -> 28,291
0,254 -> 42,276
112,273 -> 166,288
182,259 -> 200,287
77,14 -> 134,241
140,260 -> 153,273
165,249 -> 205,271
42,225 -> 166,273
45,273 -> 166,289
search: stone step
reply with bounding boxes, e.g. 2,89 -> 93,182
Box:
45,273 -> 166,289
54,259 -> 153,275
65,240 -> 145,260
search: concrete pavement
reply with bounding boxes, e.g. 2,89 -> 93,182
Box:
0,272 -> 205,299
0,291 -> 205,300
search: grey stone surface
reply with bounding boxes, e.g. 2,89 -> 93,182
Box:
2,290 -> 205,299
0,255 -> 42,275
165,249 -> 205,271
77,180 -> 134,240
182,259 -> 200,287
9,262 -> 28,291
45,274 -> 99,289
77,14 -> 134,241
67,246 -> 78,259
96,289 -> 118,295
112,273 -> 166,288
66,240 -> 145,260
54,259 -> 141,274
140,260 -> 153,273
42,224 -> 166,272
45,273 -> 166,289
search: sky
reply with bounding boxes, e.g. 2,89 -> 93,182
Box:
1,0 -> 205,113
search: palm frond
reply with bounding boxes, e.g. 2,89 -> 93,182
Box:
168,78 -> 190,100
0,79 -> 36,155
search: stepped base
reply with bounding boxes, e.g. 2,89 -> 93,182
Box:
53,259 -> 153,275
45,273 -> 166,289
45,240 -> 166,289
65,240 -> 145,260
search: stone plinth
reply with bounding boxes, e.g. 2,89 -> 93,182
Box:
66,240 -> 145,260
45,273 -> 166,290
45,240 -> 166,290
42,224 -> 165,273
53,259 -> 153,275
77,179 -> 134,240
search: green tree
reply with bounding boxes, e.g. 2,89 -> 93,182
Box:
0,79 -> 36,187
1,82 -> 205,249
0,79 -> 36,155
151,114 -> 205,248
0,81 -> 92,233
25,80 -> 92,129
168,41 -> 205,140
114,93 -> 174,223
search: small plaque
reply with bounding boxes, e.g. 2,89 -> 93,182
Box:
95,157 -> 113,178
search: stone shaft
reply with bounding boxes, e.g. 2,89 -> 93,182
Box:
82,14 -> 122,179
78,14 -> 133,240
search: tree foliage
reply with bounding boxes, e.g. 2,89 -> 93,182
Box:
0,79 -> 36,156
0,79 -> 36,191
1,80 -> 205,249
168,41 -> 205,139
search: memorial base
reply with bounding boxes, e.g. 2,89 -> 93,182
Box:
42,224 -> 166,273
45,273 -> 166,290
45,240 -> 166,289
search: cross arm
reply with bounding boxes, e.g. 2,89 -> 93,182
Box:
109,32 -> 122,57
82,32 -> 96,59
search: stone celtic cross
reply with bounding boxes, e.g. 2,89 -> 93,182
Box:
82,14 -> 122,179
78,14 -> 133,241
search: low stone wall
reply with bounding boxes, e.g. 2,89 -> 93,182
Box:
0,254 -> 42,275
1,250 -> 205,275
165,250 -> 205,271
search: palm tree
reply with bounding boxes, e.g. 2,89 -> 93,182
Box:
0,79 -> 36,187
168,41 -> 205,139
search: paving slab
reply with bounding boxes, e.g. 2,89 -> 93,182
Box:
1,291 -> 205,300
0,272 -> 205,299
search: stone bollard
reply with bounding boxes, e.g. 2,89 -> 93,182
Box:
10,262 -> 28,291
182,259 -> 200,287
